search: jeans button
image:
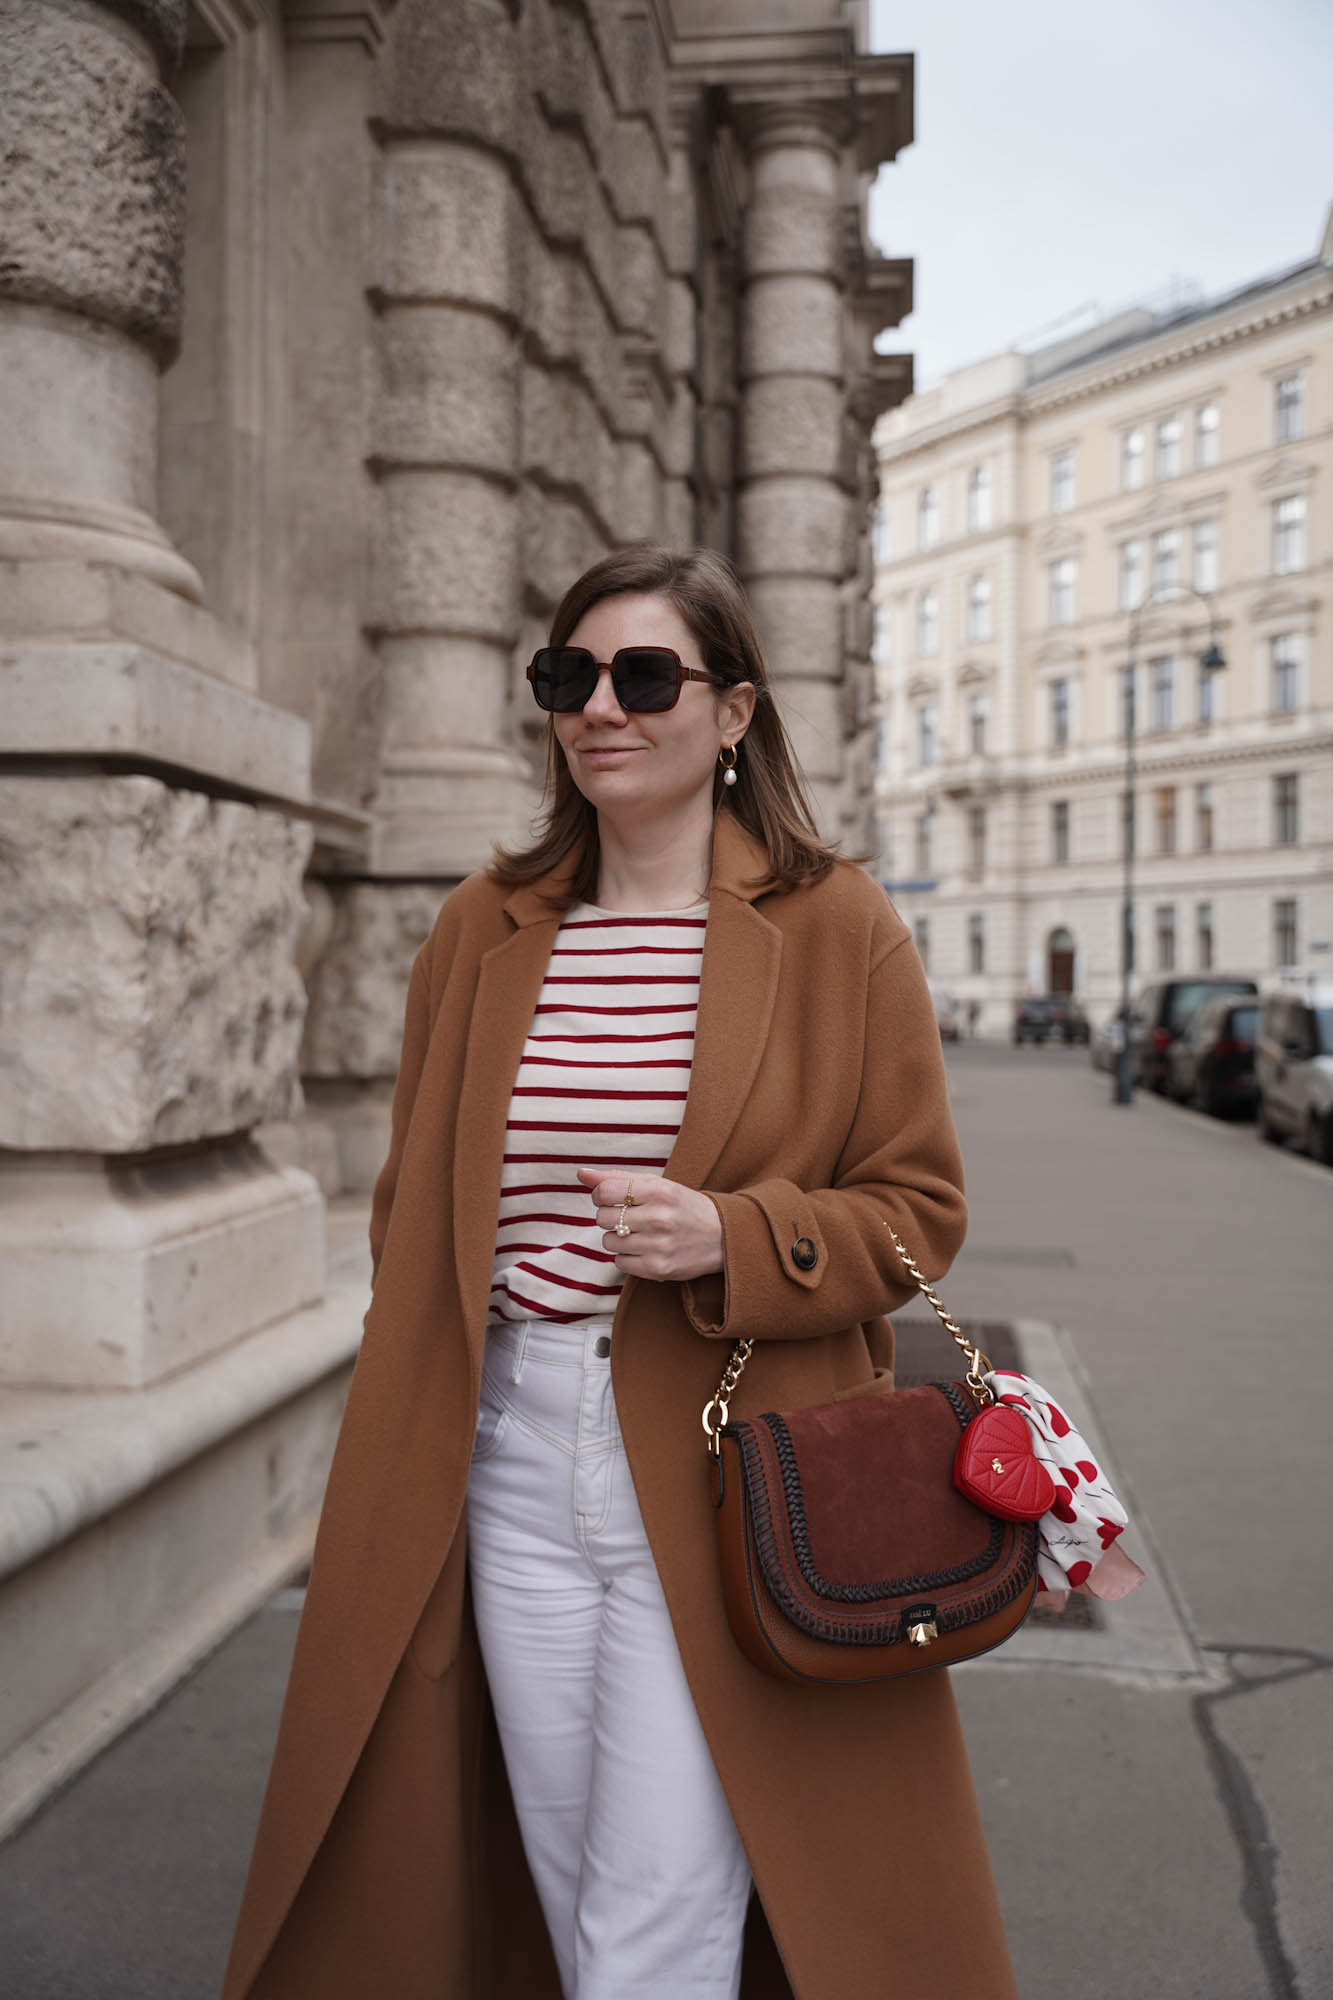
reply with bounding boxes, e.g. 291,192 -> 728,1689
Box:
593,1335 -> 612,1359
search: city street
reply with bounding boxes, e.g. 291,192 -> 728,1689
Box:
0,1042 -> 1328,1999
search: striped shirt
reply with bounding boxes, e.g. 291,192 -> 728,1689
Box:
489,901 -> 707,1324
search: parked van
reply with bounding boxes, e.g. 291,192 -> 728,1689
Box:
1130,977 -> 1258,1093
1255,974 -> 1333,1164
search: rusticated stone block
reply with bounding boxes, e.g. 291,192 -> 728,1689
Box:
376,308 -> 519,473
373,471 -> 519,636
520,364 -> 619,530
0,0 -> 185,360
740,376 -> 844,480
381,141 -> 520,315
302,881 -> 445,1079
741,274 -> 842,382
748,575 -> 843,683
0,776 -> 313,1152
738,475 -> 848,580
745,143 -> 839,277
379,0 -> 521,153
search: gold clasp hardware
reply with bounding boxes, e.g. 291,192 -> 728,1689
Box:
701,1396 -> 729,1457
906,1612 -> 938,1648
703,1338 -> 754,1459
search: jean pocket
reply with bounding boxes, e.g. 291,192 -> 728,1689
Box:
470,1395 -> 509,1463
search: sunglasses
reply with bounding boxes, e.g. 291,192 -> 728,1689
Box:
526,646 -> 722,714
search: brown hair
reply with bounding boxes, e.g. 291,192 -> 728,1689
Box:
490,544 -> 841,903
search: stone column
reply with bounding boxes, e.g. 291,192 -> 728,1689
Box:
0,0 -> 322,1386
734,105 -> 849,836
369,0 -> 531,883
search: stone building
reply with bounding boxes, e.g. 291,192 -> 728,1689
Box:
0,0 -> 914,1827
873,211 -> 1333,1034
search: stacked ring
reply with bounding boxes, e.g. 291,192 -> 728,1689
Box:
613,1176 -> 636,1240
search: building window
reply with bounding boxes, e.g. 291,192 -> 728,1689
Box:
967,464 -> 992,533
1155,785 -> 1178,855
1120,665 -> 1137,738
914,811 -> 932,878
914,915 -> 930,971
968,912 -> 985,975
967,572 -> 992,641
1048,556 -> 1076,626
874,715 -> 890,776
1197,653 -> 1218,725
1155,904 -> 1176,972
1155,414 -> 1182,480
1119,539 -> 1144,610
1271,632 -> 1302,712
968,691 -> 989,755
1195,782 -> 1215,852
1274,374 -> 1304,443
1273,773 -> 1299,846
1050,676 -> 1070,749
1274,899 -> 1297,968
1150,656 -> 1174,732
872,604 -> 891,667
1152,527 -> 1180,595
872,503 -> 891,566
918,486 -> 940,550
1051,799 -> 1070,865
1194,401 -> 1219,467
1192,517 -> 1218,593
918,703 -> 937,766
1121,427 -> 1145,491
1272,494 -> 1306,574
967,806 -> 986,876
1196,901 -> 1214,971
1050,450 -> 1074,514
916,588 -> 938,656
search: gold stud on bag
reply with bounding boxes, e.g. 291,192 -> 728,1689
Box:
702,1222 -> 1041,1684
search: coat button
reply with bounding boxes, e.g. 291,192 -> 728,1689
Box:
791,1237 -> 818,1271
594,1335 -> 612,1358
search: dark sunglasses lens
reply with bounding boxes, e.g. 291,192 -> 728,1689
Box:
532,648 -> 597,711
612,649 -> 681,712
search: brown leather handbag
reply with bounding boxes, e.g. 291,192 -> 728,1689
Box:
702,1226 -> 1040,1684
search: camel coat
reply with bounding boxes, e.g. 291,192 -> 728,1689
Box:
221,810 -> 1021,2000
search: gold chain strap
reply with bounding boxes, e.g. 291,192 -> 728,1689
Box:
701,1220 -> 994,1455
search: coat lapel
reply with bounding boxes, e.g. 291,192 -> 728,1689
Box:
452,916 -> 563,1358
665,813 -> 782,1193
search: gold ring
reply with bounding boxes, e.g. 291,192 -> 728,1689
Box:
624,1176 -> 636,1207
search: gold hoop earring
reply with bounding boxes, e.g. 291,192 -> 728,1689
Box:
719,744 -> 739,787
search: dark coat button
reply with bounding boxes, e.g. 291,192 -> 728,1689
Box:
791,1237 -> 818,1271
593,1335 -> 612,1358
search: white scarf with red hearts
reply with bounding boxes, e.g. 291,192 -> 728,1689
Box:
985,1369 -> 1145,1605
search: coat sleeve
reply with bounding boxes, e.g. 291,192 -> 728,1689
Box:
681,932 -> 966,1341
368,945 -> 432,1288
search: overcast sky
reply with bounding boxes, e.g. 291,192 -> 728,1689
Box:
866,0 -> 1333,387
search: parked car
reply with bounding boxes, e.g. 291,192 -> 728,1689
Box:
1255,976 -> 1333,1164
1168,994 -> 1259,1117
1013,996 -> 1090,1045
930,987 -> 962,1042
1129,977 -> 1258,1092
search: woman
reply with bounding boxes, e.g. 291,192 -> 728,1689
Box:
222,546 -> 1020,2000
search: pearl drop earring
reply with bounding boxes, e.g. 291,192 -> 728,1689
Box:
719,744 -> 739,786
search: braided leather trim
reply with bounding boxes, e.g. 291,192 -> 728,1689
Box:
763,1387 -> 1003,1601
729,1395 -> 1037,1648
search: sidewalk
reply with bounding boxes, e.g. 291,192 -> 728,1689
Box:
0,1045 -> 1328,1998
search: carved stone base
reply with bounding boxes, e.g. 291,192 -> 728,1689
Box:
0,1142 -> 325,1389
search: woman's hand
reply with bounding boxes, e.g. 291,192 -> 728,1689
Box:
577,1168 -> 724,1283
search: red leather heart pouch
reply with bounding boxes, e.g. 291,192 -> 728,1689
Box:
953,1403 -> 1058,1522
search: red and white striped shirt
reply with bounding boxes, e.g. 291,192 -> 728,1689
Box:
489,901 -> 707,1324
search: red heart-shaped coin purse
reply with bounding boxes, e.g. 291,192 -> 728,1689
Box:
953,1403 -> 1057,1522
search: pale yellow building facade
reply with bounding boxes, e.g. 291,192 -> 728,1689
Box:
873,210 -> 1333,1032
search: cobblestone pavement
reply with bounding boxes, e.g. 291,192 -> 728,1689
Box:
0,1043 -> 1328,1998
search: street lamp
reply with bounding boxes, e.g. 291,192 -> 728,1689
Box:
1112,584 -> 1226,1105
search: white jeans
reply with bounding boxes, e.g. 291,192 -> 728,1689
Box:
465,1317 -> 752,2000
